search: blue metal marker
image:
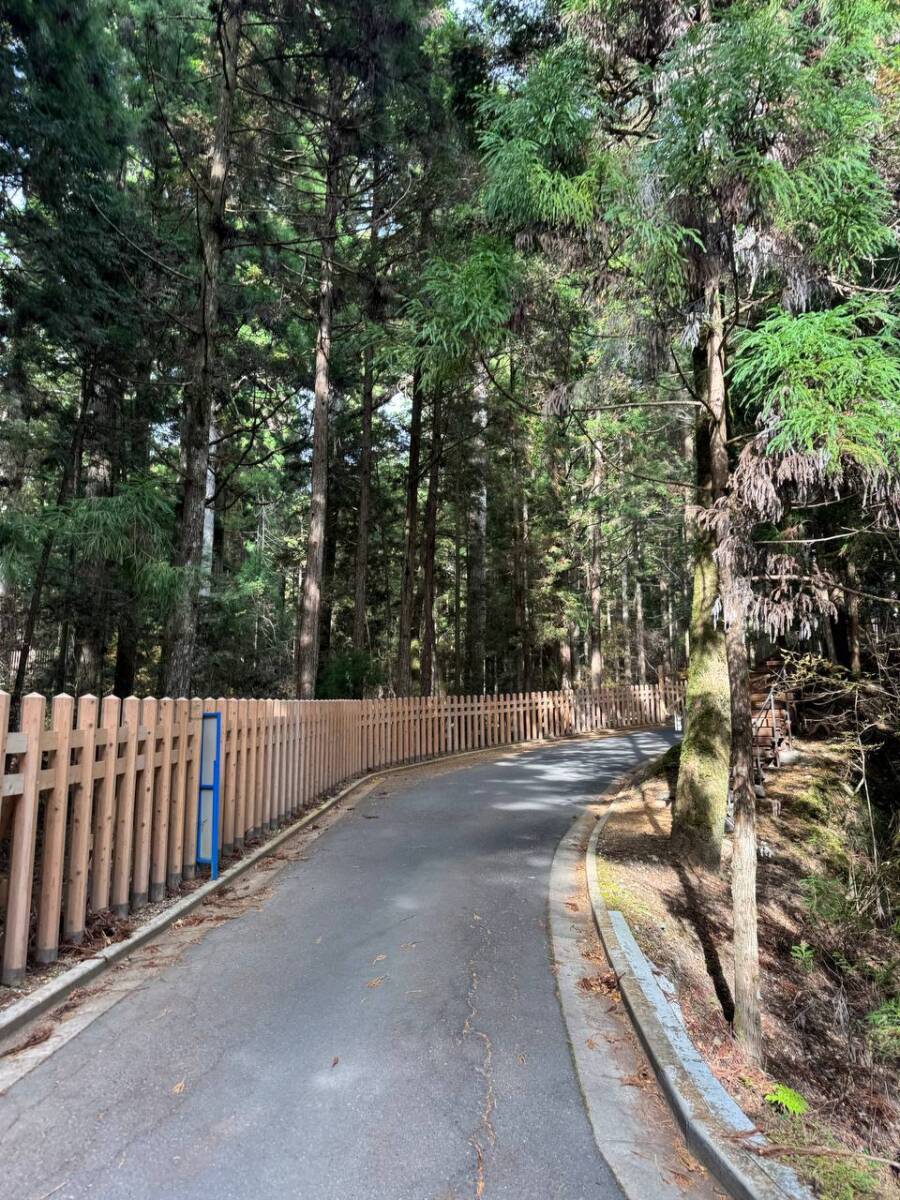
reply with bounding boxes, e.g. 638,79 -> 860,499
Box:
197,711 -> 221,880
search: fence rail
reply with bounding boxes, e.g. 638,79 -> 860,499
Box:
0,681 -> 682,986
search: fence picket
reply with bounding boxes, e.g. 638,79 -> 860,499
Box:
36,694 -> 74,962
2,694 -> 46,985
149,699 -> 174,902
90,695 -> 120,913
65,694 -> 98,939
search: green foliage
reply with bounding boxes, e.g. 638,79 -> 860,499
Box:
732,301 -> 900,472
646,3 -> 800,205
777,1114 -> 881,1199
0,0 -> 127,206
865,997 -> 900,1059
317,649 -> 382,700
410,238 -> 522,372
764,1082 -> 809,1116
790,940 -> 816,972
829,949 -> 855,977
480,43 -> 607,230
800,873 -> 858,926
783,151 -> 893,278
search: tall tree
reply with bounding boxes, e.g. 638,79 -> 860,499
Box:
163,0 -> 244,695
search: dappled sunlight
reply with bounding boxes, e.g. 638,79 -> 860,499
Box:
491,798 -> 574,812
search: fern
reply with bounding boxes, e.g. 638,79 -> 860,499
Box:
765,1083 -> 810,1115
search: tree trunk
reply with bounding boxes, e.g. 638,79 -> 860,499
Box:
588,442 -> 604,688
352,168 -> 381,653
660,573 -> 674,677
464,369 -> 488,694
163,0 -> 243,696
560,635 -> 572,690
397,368 -> 423,694
74,371 -> 120,695
513,461 -> 530,691
607,600 -> 618,682
420,392 -> 442,697
708,285 -> 762,1062
620,559 -> 632,684
296,73 -> 340,699
352,342 -> 373,650
722,574 -> 762,1061
571,626 -> 582,687
847,559 -> 862,676
113,608 -> 139,697
672,341 -> 732,867
200,415 -> 218,598
635,577 -> 647,684
318,459 -> 339,671
453,471 -> 462,693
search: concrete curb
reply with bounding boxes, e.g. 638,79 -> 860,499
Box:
586,798 -> 814,1200
550,800 -> 704,1200
0,733 -> 600,1044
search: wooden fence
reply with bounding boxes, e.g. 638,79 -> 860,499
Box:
0,681 -> 682,986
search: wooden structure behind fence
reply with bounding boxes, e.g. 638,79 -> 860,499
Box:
0,681 -> 682,986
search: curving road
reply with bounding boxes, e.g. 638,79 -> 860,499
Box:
2,732 -> 674,1200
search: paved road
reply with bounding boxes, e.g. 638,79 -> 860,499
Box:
3,731 -> 671,1200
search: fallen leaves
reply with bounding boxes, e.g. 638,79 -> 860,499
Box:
621,1068 -> 652,1090
171,1079 -> 186,1095
177,912 -> 231,929
400,942 -> 416,951
372,954 -> 386,965
365,976 -> 385,989
331,1056 -> 339,1068
1,1024 -> 53,1057
576,972 -> 619,998
52,986 -> 99,1021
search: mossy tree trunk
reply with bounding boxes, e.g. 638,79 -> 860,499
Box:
671,535 -> 731,867
671,343 -> 731,870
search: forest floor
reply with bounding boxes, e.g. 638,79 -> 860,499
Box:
596,742 -> 899,1200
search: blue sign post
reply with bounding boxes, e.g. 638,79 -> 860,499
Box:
197,712 -> 221,880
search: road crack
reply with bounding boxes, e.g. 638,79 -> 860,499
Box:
462,923 -> 496,1199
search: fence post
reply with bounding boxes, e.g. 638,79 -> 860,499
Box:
250,698 -> 262,833
278,701 -> 288,821
167,698 -> 190,890
2,693 -> 46,985
88,695 -> 120,914
131,697 -> 156,909
298,701 -> 309,810
36,693 -> 75,961
236,698 -> 249,840
293,701 -> 303,815
65,694 -> 98,940
149,698 -> 174,902
182,698 -> 203,879
112,695 -> 140,912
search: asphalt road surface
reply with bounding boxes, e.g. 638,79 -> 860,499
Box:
3,731 -> 672,1200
